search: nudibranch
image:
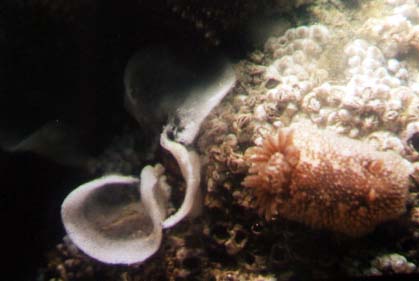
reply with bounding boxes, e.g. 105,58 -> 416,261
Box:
243,122 -> 413,237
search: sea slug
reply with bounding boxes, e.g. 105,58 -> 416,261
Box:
242,122 -> 413,237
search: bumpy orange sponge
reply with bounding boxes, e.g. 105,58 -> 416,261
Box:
243,122 -> 413,237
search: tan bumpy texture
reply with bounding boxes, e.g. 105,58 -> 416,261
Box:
243,122 -> 413,237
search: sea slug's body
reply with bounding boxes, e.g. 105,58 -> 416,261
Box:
243,122 -> 413,237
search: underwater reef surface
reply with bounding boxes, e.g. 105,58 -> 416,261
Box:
3,0 -> 419,280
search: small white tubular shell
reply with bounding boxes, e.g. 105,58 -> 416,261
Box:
61,171 -> 165,264
160,128 -> 202,229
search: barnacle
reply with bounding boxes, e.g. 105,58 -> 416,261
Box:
242,122 -> 413,237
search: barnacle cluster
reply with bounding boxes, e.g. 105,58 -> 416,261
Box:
360,0 -> 419,57
370,253 -> 417,275
199,13 -> 419,230
196,0 -> 419,278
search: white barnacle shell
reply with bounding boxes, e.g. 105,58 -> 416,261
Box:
404,96 -> 419,122
365,99 -> 385,114
395,67 -> 409,80
348,127 -> 360,138
393,3 -> 419,20
254,104 -> 268,121
366,45 -> 385,63
294,26 -> 310,38
301,92 -> 321,113
264,65 -> 281,81
403,122 -> 419,142
344,39 -> 369,57
315,108 -> 330,124
61,166 -> 169,264
348,55 -> 361,68
366,131 -> 405,154
341,91 -> 365,111
283,102 -> 299,118
292,50 -> 308,64
337,108 -> 352,123
273,56 -> 291,72
382,110 -> 400,122
387,98 -> 403,111
284,28 -> 296,41
232,94 -> 248,110
362,57 -> 382,71
387,59 -> 400,73
362,115 -> 380,132
309,24 -> 331,43
327,89 -> 344,106
294,38 -> 322,57
283,64 -> 309,80
374,67 -> 389,79
380,76 -> 401,88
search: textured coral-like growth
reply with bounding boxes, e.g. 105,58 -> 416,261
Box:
242,128 -> 300,220
243,122 -> 413,237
